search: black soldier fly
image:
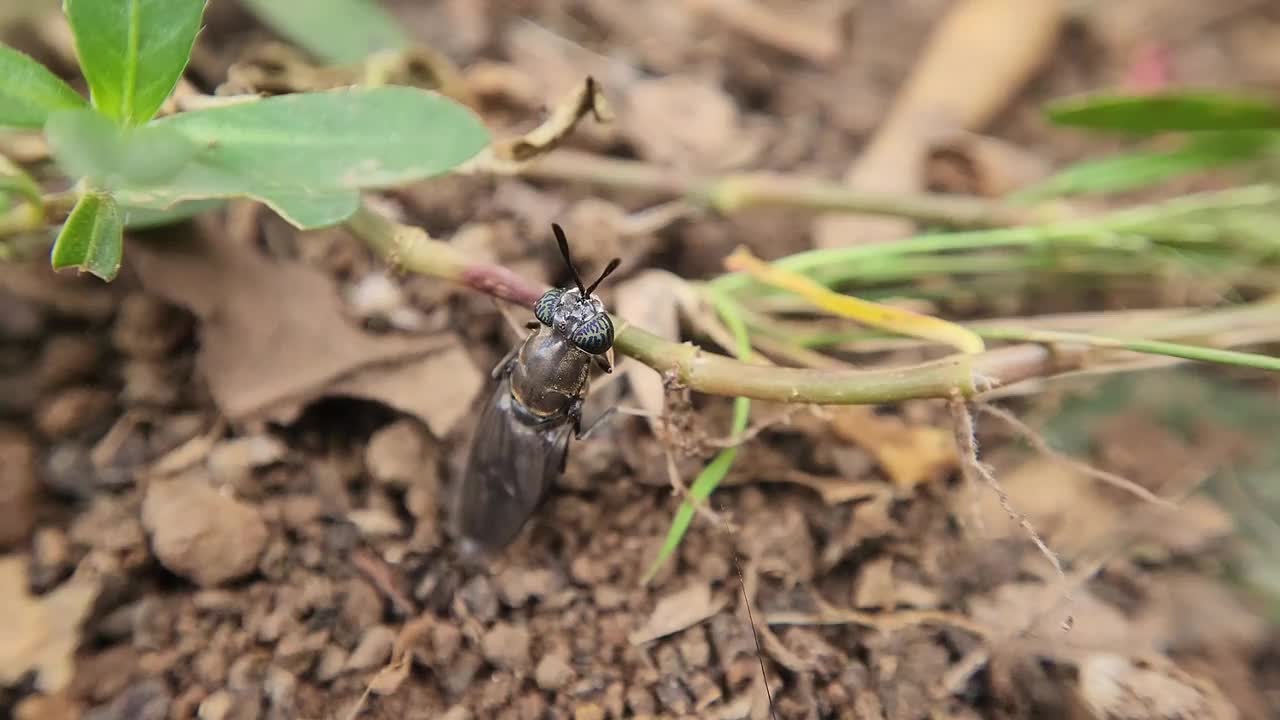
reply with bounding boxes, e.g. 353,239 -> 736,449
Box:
452,223 -> 621,555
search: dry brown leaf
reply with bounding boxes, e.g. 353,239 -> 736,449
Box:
612,270 -> 685,419
971,583 -> 1159,664
628,582 -> 728,645
974,456 -> 1234,562
779,470 -> 890,506
14,692 -> 83,720
487,76 -> 612,165
853,556 -> 897,610
973,457 -> 1121,558
619,75 -> 754,173
830,408 -> 958,492
688,0 -> 842,65
1078,653 -> 1238,720
127,229 -> 466,432
366,614 -> 434,696
814,0 -> 1063,248
0,555 -> 101,692
327,342 -> 482,438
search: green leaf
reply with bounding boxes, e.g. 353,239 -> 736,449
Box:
239,0 -> 410,65
1016,132 -> 1280,201
121,198 -> 224,229
112,86 -> 491,229
51,191 -> 124,281
64,0 -> 207,126
45,107 -> 199,187
1047,91 -> 1280,134
0,43 -> 87,128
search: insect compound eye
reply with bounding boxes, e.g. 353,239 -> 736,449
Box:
570,313 -> 614,355
534,288 -> 564,326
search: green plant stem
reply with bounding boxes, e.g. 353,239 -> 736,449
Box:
615,322 -> 978,401
348,198 -> 1280,403
347,199 -> 991,402
975,327 -> 1280,372
709,184 -> 1280,295
512,149 -> 1038,228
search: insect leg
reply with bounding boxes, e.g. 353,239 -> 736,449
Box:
576,406 -> 617,440
490,343 -> 521,380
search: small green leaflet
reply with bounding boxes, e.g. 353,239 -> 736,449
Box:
51,191 -> 124,281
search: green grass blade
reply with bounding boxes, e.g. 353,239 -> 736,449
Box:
1015,132 -> 1280,202
1047,91 -> 1280,134
977,327 -> 1280,373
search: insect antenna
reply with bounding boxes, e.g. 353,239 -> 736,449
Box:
584,258 -> 621,297
551,223 -> 586,295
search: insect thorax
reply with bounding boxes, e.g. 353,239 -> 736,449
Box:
534,287 -> 614,355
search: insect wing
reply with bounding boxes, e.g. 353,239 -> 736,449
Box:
453,376 -> 572,553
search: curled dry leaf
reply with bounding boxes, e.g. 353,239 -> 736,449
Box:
629,582 -> 728,645
0,555 -> 101,692
486,76 -> 613,165
830,408 -> 958,492
127,228 -> 477,436
1078,653 -> 1238,720
814,0 -> 1064,247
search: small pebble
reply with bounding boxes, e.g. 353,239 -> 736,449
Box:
338,579 -> 384,644
35,386 -> 115,438
626,686 -> 656,716
141,475 -> 269,588
458,575 -> 499,622
29,526 -> 71,590
481,622 -> 531,671
0,428 -> 37,548
112,294 -> 188,360
262,667 -> 296,712
273,630 -> 328,676
35,334 -> 101,389
534,653 -> 575,691
496,567 -> 563,607
430,621 -> 461,664
86,678 -> 171,720
365,419 -> 428,487
280,495 -> 323,530
313,646 -> 348,684
440,651 -> 482,696
344,625 -> 396,672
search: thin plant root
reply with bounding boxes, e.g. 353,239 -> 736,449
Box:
948,393 -> 1073,632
